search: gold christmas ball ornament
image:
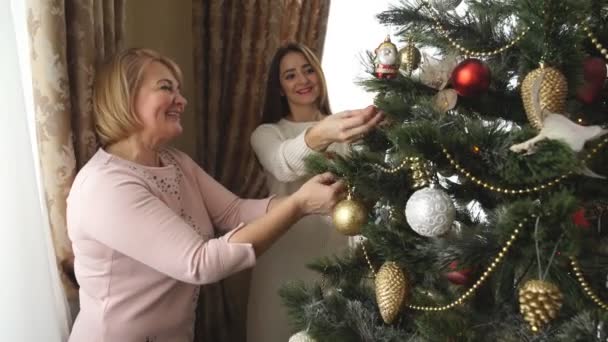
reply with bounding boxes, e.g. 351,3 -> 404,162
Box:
518,279 -> 563,332
399,43 -> 421,74
332,194 -> 367,236
375,262 -> 409,324
521,66 -> 568,130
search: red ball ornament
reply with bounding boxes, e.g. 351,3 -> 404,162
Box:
576,57 -> 607,104
577,83 -> 603,104
450,58 -> 491,97
445,261 -> 473,285
582,56 -> 607,86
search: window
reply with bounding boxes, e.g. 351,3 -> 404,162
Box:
323,0 -> 403,112
0,2 -> 71,340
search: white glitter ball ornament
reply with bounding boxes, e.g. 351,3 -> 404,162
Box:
289,331 -> 317,342
405,187 -> 455,237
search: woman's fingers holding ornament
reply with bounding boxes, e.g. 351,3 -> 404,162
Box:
331,105 -> 384,142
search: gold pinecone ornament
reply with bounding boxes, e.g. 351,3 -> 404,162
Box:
521,65 -> 568,130
375,262 -> 409,324
518,279 -> 563,332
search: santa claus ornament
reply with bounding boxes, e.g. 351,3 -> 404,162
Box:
374,36 -> 400,79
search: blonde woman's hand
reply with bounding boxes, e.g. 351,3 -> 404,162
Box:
304,105 -> 384,151
292,172 -> 345,215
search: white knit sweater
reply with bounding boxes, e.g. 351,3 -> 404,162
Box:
247,118 -> 349,342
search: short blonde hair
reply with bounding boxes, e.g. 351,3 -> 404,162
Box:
93,48 -> 183,146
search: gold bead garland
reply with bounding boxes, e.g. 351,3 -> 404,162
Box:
581,25 -> 608,60
443,147 -> 571,194
570,257 -> 608,310
583,137 -> 608,161
404,8 -> 608,60
361,217 -> 531,312
422,2 -> 529,58
372,156 -> 432,189
371,156 -> 420,174
441,137 -> 608,195
370,136 -> 607,195
362,243 -> 377,277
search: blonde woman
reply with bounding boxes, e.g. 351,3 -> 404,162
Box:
67,48 -> 345,342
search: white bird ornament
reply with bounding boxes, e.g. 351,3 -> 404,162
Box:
510,66 -> 608,177
509,113 -> 608,153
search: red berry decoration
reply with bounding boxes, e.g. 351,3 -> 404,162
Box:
450,58 -> 491,97
576,57 -> 607,104
571,208 -> 590,229
445,261 -> 473,285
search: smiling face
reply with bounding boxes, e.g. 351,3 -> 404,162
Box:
279,51 -> 321,110
133,61 -> 187,146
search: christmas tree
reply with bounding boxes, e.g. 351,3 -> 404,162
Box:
281,0 -> 608,341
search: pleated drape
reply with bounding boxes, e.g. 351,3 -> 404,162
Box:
192,1 -> 330,340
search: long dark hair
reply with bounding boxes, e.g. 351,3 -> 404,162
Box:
260,42 -> 331,124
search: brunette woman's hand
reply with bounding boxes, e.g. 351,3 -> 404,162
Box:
304,105 -> 384,151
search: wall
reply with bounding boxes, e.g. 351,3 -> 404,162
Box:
124,0 -> 196,157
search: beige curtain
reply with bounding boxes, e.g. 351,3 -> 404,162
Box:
26,0 -> 125,300
192,0 -> 331,340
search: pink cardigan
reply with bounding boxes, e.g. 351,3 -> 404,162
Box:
67,148 -> 271,342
